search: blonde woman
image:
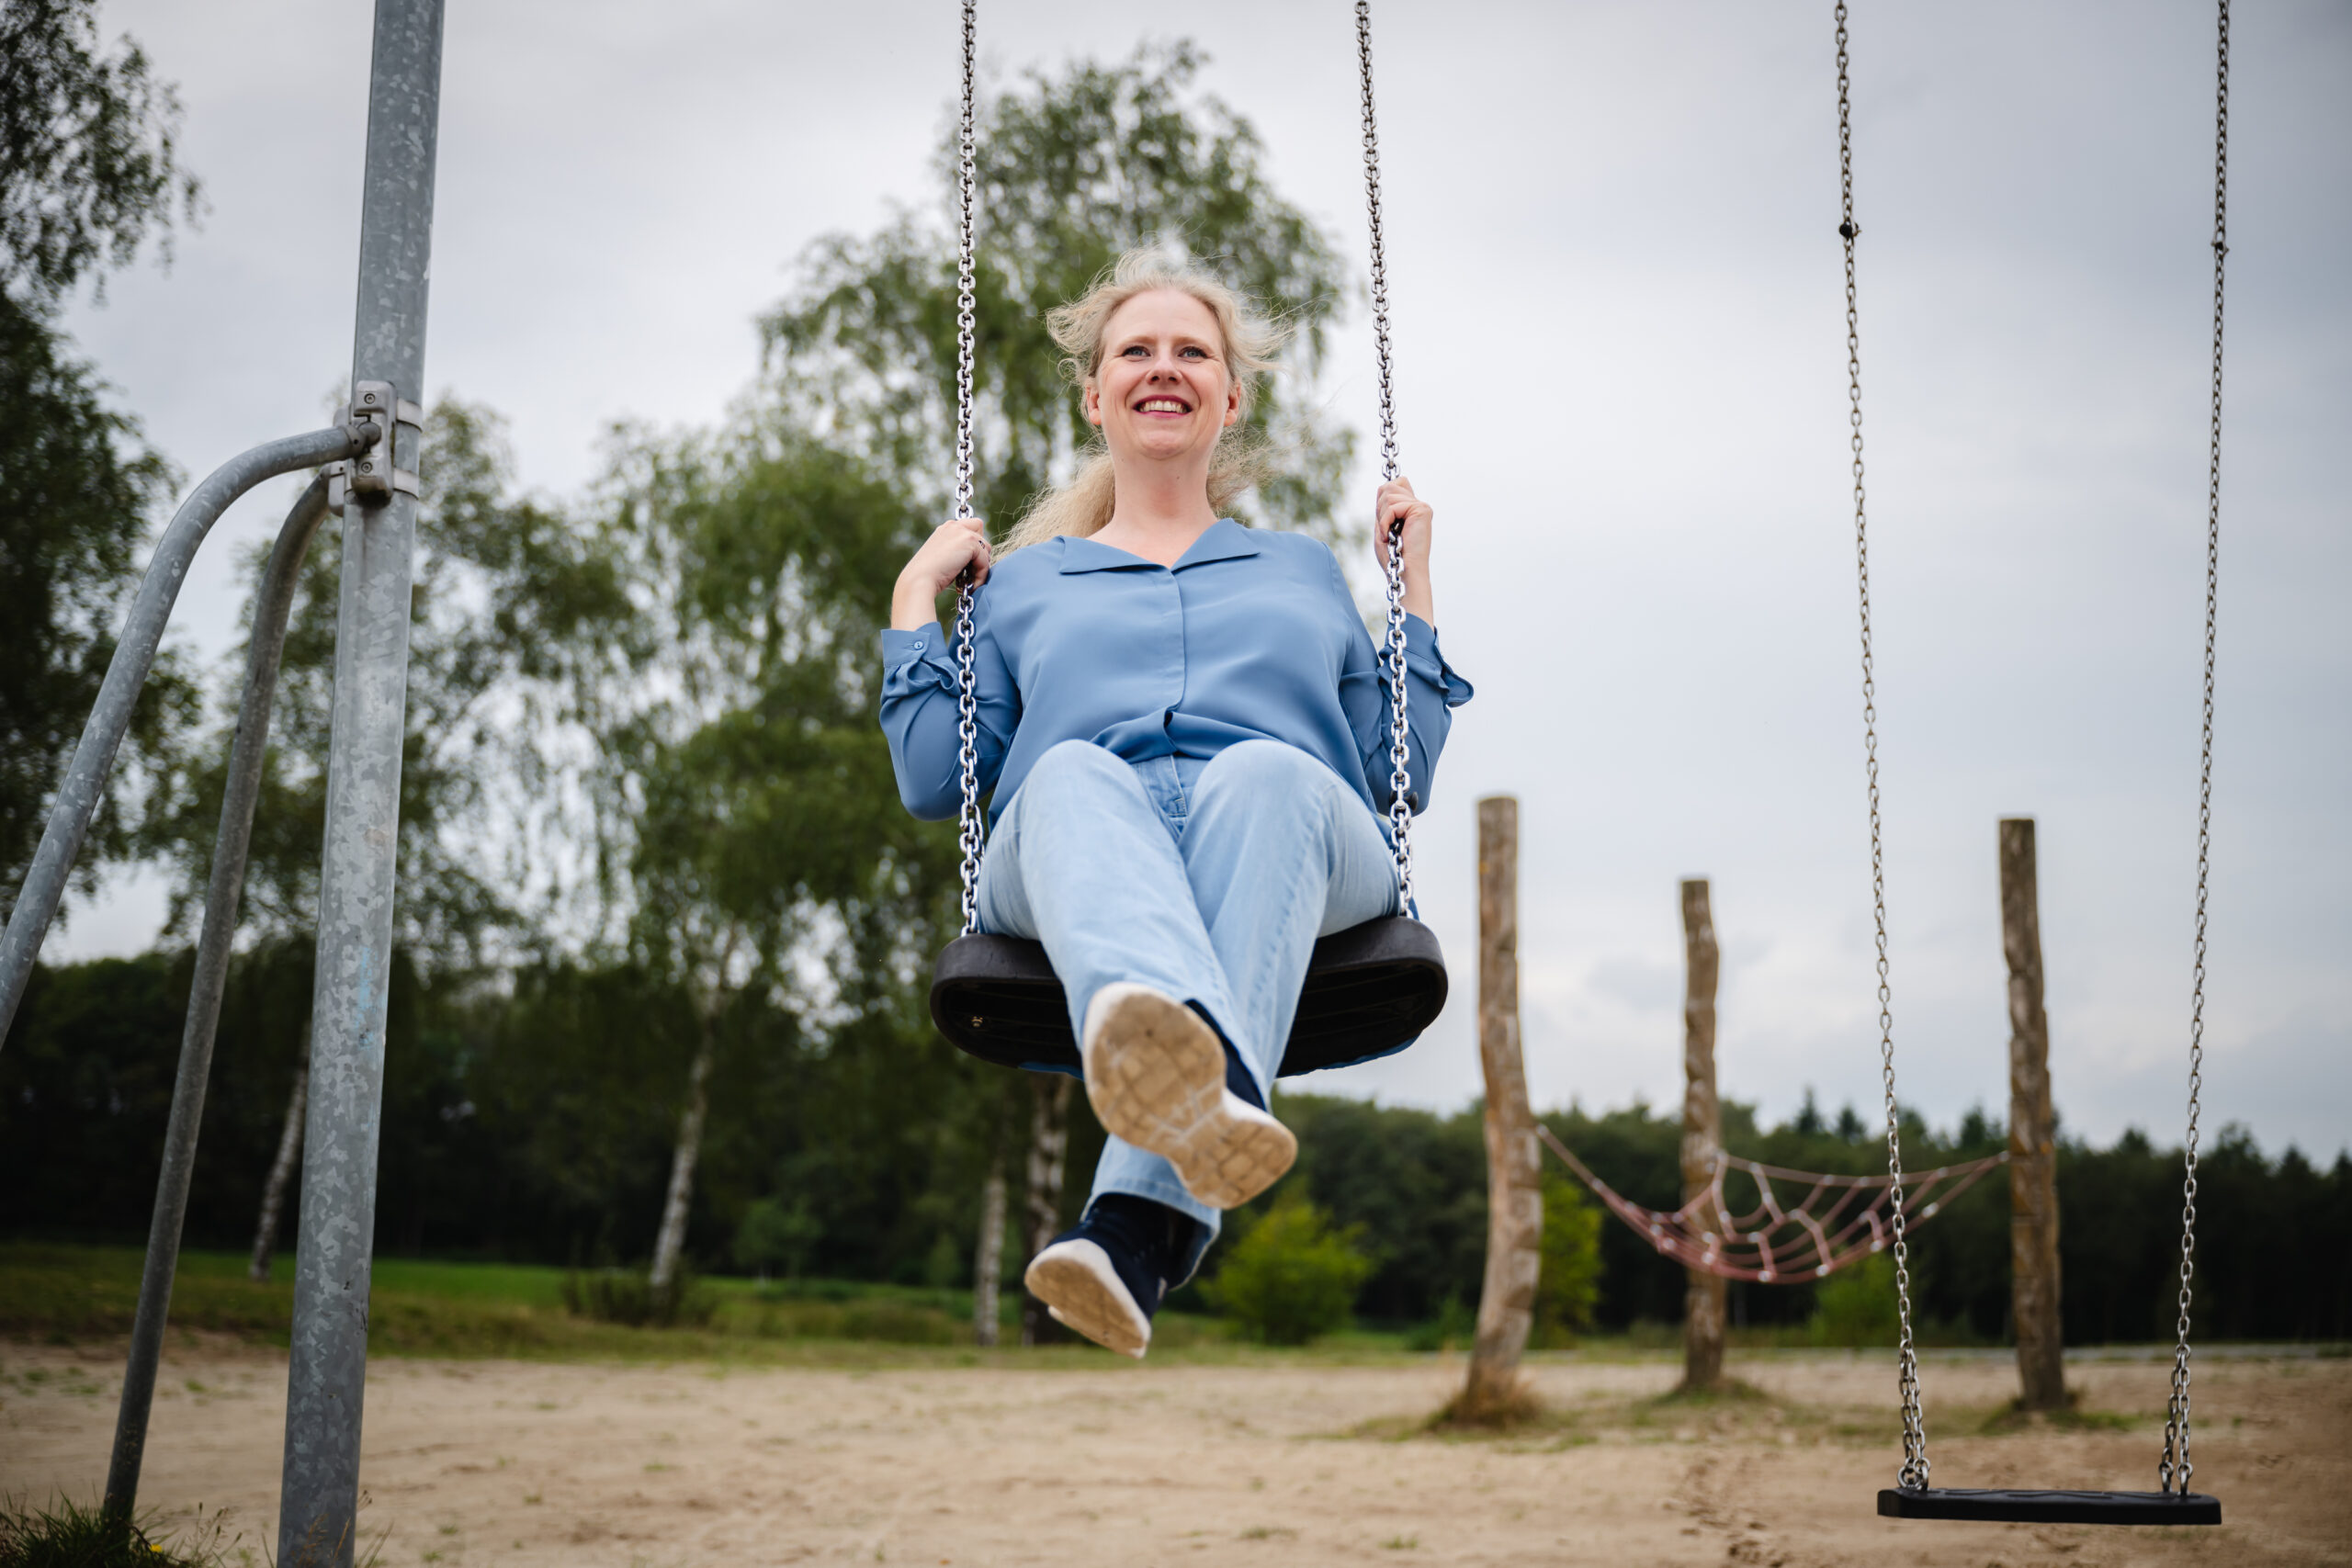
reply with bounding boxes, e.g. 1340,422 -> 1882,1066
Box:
880,250 -> 1472,1357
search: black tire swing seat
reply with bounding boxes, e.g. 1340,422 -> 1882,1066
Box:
931,919 -> 1447,1077
923,0 -> 1446,1083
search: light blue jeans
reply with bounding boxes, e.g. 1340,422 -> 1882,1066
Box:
976,739 -> 1402,1275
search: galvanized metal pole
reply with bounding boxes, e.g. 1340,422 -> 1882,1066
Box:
0,429 -> 372,1044
277,5 -> 443,1563
103,475 -> 337,1526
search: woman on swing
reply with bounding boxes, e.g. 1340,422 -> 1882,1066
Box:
880,249 -> 1472,1358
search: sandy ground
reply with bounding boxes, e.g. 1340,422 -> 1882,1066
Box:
4,1340 -> 2346,1566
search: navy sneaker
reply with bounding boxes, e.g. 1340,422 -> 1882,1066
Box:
1023,1192 -> 1201,1359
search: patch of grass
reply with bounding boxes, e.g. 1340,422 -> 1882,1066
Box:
0,1495 -> 247,1567
0,1245 -> 978,1360
0,1242 -> 1993,1372
1645,1376 -> 1770,1408
1432,1376 -> 1545,1430
1977,1399 -> 2138,1435
560,1269 -> 716,1329
0,1246 -> 290,1342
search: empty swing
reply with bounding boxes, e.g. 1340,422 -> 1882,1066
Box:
1834,0 -> 2228,1528
926,0 -> 1448,1077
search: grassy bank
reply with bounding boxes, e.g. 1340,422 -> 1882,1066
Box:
0,1242 -> 1261,1364
12,1243 -> 2237,1370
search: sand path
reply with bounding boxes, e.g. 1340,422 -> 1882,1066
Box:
5,1342 -> 2346,1565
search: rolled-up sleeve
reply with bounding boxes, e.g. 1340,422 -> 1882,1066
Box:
880,617 -> 1013,820
1345,604 -> 1475,816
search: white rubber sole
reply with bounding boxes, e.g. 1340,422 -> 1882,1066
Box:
1080,982 -> 1296,1211
1024,1237 -> 1149,1359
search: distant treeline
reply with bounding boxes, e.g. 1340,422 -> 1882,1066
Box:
5,946 -> 2347,1345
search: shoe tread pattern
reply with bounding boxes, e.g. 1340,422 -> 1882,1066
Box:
1083,986 -> 1297,1210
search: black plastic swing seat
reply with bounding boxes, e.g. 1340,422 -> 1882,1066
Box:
1878,1488 -> 2221,1526
930,917 -> 1447,1077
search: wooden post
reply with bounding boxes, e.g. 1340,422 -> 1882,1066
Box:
1677,878 -> 1727,1393
1460,795 -> 1543,1419
2000,818 -> 2067,1411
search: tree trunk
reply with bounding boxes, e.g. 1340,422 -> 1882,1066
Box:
1678,878 -> 1727,1393
2001,818 -> 2068,1411
648,1026 -> 716,1292
1461,795 -> 1542,1420
974,1151 -> 1007,1348
248,1032 -> 311,1283
1019,1073 -> 1074,1346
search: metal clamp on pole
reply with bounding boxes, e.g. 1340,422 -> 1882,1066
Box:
345,381 -> 422,504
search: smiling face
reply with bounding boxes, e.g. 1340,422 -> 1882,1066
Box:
1083,288 -> 1243,467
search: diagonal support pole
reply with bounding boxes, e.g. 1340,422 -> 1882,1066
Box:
102,475 -> 340,1526
277,4 -> 444,1562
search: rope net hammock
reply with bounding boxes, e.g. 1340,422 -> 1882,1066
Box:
1537,1125 -> 2007,1284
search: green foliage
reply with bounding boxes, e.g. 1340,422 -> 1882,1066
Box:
0,5 -> 202,907
1533,1174 -> 1603,1345
1203,1190 -> 1374,1346
1809,1251 -> 1900,1348
143,400 -> 633,973
559,1267 -> 716,1329
760,41 -> 1355,551
0,953 -> 203,1234
0,1242 -> 972,1356
734,1196 -> 820,1280
0,293 -> 191,909
1403,1292 -> 1475,1352
0,0 -> 203,312
1275,1093 -> 1487,1326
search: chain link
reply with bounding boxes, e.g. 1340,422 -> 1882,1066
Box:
1834,0 -> 1928,1494
1358,0 -> 1415,906
951,0 -> 984,934
949,0 -> 1417,926
2161,0 -> 2228,1498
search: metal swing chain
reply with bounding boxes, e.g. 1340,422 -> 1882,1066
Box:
1358,0 -> 1416,908
951,0 -> 984,936
949,1 -> 1415,925
1835,0 -> 1929,1494
2161,0 -> 2228,1498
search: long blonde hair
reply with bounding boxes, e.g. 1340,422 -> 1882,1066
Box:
1000,248 -> 1289,553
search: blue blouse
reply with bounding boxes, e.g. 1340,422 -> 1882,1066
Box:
879,518 -> 1474,828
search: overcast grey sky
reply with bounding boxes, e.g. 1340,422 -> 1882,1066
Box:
46,1 -> 2350,1158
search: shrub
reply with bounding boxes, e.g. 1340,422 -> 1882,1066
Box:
1533,1174 -> 1603,1346
560,1268 -> 715,1328
1809,1251 -> 1900,1347
1203,1191 -> 1374,1346
1404,1291 -> 1475,1352
733,1197 -> 820,1280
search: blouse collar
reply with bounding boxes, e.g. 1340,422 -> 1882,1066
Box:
1057,517 -> 1261,575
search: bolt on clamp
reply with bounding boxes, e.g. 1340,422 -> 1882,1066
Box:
341,380 -> 424,505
